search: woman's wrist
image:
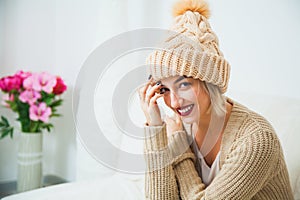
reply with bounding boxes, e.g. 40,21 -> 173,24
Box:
146,120 -> 163,126
145,115 -> 163,126
144,123 -> 168,151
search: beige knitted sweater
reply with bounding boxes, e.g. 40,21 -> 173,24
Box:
144,99 -> 294,200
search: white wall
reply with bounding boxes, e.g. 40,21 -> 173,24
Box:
0,0 -> 299,183
0,1 -> 4,69
209,0 -> 300,99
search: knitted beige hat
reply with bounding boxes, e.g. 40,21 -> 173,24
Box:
146,0 -> 230,93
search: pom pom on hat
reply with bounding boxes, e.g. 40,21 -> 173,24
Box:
172,0 -> 210,19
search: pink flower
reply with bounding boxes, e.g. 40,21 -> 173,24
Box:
15,70 -> 32,82
53,77 -> 67,95
24,72 -> 57,93
29,102 -> 52,123
1,93 -> 14,108
0,75 -> 22,92
19,90 -> 41,105
23,74 -> 35,90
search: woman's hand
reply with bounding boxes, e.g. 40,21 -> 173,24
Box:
139,80 -> 163,126
165,112 -> 183,136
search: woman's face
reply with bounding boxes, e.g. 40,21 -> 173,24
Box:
159,76 -> 211,124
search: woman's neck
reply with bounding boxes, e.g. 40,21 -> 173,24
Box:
193,101 -> 232,152
192,101 -> 232,166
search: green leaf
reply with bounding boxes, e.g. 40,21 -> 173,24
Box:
20,118 -> 31,132
0,127 -> 13,139
40,91 -> 55,106
0,116 -> 14,139
41,91 -> 55,99
1,129 -> 9,139
9,127 -> 14,138
6,101 -> 18,112
1,116 -> 9,126
50,99 -> 63,107
30,121 -> 40,132
51,113 -> 61,117
40,123 -> 53,132
15,100 -> 30,132
44,98 -> 53,106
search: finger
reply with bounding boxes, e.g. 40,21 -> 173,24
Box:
165,115 -> 174,125
146,83 -> 162,102
139,82 -> 152,100
149,92 -> 162,105
165,116 -> 171,125
168,112 -> 177,121
174,112 -> 183,130
175,112 -> 181,123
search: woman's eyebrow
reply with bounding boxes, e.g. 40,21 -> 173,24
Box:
174,76 -> 186,84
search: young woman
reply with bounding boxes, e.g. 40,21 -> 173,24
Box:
139,0 -> 294,199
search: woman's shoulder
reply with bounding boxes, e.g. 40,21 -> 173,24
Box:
220,98 -> 285,170
227,97 -> 277,138
225,98 -> 283,160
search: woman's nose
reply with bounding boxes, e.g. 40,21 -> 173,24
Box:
170,92 -> 181,108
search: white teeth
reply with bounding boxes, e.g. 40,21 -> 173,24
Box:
178,105 -> 193,114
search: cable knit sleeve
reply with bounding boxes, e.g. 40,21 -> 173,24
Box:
144,124 -> 179,200
144,123 -> 198,200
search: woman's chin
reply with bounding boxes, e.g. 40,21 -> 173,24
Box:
181,117 -> 196,124
178,106 -> 199,125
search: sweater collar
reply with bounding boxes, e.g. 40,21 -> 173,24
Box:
219,97 -> 249,168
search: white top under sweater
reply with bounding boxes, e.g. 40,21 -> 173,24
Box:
192,141 -> 221,186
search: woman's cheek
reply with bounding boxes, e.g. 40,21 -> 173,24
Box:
177,89 -> 198,102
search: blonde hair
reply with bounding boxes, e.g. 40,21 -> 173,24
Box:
203,82 -> 226,117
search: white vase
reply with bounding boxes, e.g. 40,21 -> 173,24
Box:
17,132 -> 43,192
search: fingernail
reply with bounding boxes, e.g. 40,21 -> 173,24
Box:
156,81 -> 161,85
148,75 -> 152,80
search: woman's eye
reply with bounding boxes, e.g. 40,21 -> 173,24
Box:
179,82 -> 191,88
159,87 -> 169,94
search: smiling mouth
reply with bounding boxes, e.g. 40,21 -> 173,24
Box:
177,104 -> 194,116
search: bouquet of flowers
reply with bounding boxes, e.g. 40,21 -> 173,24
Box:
0,70 -> 67,138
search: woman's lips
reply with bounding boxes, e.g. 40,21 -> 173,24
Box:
177,104 -> 194,116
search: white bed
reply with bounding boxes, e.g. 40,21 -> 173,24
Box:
1,174 -> 144,200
